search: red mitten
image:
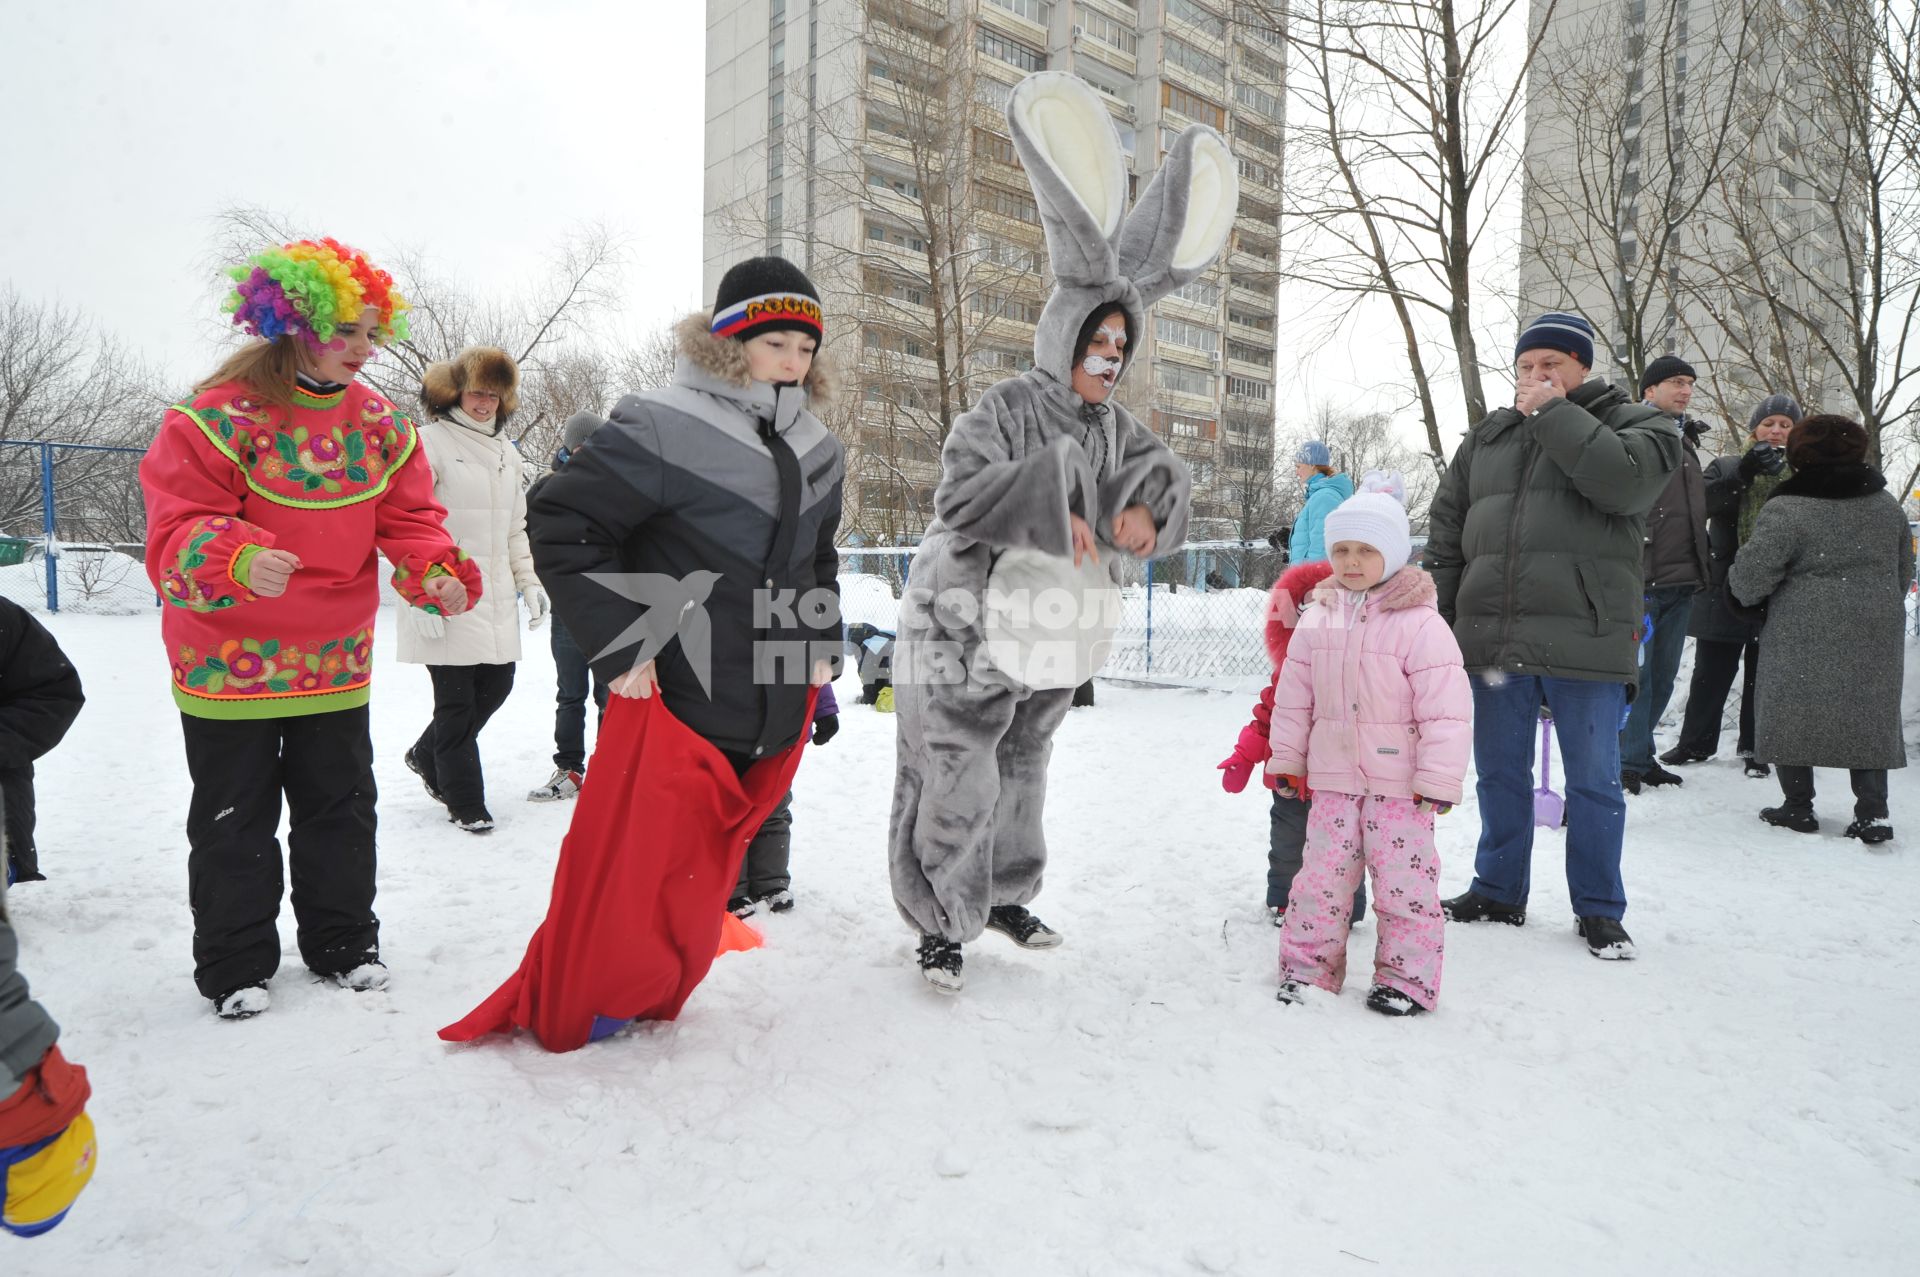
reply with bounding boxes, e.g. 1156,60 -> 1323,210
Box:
1216,723 -> 1270,793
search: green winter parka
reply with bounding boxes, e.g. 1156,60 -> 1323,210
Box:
1424,380 -> 1682,688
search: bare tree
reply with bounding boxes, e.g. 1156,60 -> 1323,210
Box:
1266,0 -> 1553,456
0,287 -> 164,542
1522,1 -> 1760,389
1282,403 -> 1440,530
1679,0 -> 1920,466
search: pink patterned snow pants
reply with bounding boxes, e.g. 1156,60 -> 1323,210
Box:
1278,792 -> 1444,1009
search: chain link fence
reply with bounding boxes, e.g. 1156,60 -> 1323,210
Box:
0,441 -> 157,614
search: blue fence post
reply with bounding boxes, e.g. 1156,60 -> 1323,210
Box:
39,443 -> 57,614
1145,557 -> 1155,675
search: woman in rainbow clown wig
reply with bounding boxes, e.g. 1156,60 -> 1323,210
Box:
141,238 -> 481,1020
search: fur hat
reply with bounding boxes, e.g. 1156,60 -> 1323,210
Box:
1747,393 -> 1804,435
710,256 -> 823,344
1786,414 -> 1869,470
1638,354 -> 1697,394
421,346 -> 520,420
1323,470 -> 1413,580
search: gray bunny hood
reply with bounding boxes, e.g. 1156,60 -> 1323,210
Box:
1007,72 -> 1240,384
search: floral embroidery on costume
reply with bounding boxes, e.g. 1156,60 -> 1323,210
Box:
173,629 -> 374,698
175,393 -> 415,509
160,514 -> 266,613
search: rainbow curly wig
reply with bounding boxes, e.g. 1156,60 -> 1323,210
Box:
223,237 -> 411,347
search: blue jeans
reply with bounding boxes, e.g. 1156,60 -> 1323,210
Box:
1469,674 -> 1629,920
551,617 -> 610,772
1620,585 -> 1695,775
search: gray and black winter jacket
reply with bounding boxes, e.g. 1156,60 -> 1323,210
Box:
1425,379 -> 1681,686
1641,417 -> 1711,590
528,315 -> 843,759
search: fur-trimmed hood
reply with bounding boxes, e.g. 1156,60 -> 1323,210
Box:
675,312 -> 833,401
1308,564 -> 1438,612
421,346 -> 520,421
1264,560 -> 1335,668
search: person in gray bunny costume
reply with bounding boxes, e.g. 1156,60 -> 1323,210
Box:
890,71 -> 1240,992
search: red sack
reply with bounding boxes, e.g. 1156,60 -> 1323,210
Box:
440,689 -> 813,1052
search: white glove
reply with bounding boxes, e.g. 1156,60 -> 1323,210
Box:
415,610 -> 447,640
523,583 -> 549,630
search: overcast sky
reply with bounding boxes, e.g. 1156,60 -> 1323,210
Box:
2,1 -> 709,387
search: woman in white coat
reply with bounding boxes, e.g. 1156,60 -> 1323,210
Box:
399,347 -> 548,832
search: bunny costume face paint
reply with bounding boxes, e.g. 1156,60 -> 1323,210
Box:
1073,318 -> 1128,403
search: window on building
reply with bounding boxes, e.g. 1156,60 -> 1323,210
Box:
1165,0 -> 1227,39
1163,83 -> 1226,129
1166,36 -> 1226,82
770,37 -> 784,67
1168,276 -> 1222,307
1235,81 -> 1281,119
769,89 -> 785,128
865,220 -> 926,253
1226,375 -> 1271,400
1156,316 -> 1221,353
1234,4 -> 1282,46
976,183 -> 1039,222
985,0 -> 1052,22
1155,362 -> 1217,397
1153,410 -> 1219,439
1227,340 -> 1273,368
868,167 -> 923,200
1239,46 -> 1282,84
1081,10 -> 1138,55
1235,119 -> 1280,155
974,128 -> 1018,167
977,29 -> 1047,72
969,289 -> 1043,324
1228,307 -> 1275,333
975,78 -> 1013,111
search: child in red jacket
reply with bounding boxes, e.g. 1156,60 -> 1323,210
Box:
1217,559 -> 1366,926
142,238 -> 480,1019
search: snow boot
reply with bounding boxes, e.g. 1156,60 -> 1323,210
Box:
1274,980 -> 1306,1005
1743,757 -> 1772,779
764,889 -> 795,913
917,935 -> 963,993
728,895 -> 758,918
325,961 -> 390,992
1365,985 -> 1428,1016
1441,890 -> 1525,926
986,904 -> 1062,949
449,806 -> 495,834
1267,905 -> 1285,928
213,983 -> 270,1020
405,746 -> 445,803
1659,745 -> 1714,766
1760,804 -> 1818,834
528,768 -> 583,802
1620,769 -> 1643,796
1642,763 -> 1684,788
1844,817 -> 1894,845
1577,916 -> 1637,960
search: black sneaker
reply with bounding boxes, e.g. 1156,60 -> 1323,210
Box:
1743,757 -> 1772,779
986,904 -> 1063,949
1620,769 -> 1643,796
1365,985 -> 1428,1016
1441,890 -> 1525,926
1760,805 -> 1819,834
1576,916 -> 1638,960
1275,980 -> 1306,1005
1844,817 -> 1894,844
1659,745 -> 1714,766
449,806 -> 495,834
405,747 -> 445,803
728,895 -> 758,918
917,934 -> 963,993
1642,763 -> 1684,788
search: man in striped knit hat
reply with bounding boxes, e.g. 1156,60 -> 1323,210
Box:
1423,311 -> 1681,961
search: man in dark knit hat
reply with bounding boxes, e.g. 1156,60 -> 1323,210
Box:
1620,354 -> 1711,794
1425,311 -> 1681,960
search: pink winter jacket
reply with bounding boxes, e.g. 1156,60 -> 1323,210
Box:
1268,565 -> 1472,805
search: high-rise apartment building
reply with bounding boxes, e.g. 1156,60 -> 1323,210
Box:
1518,0 -> 1855,426
703,0 -> 1287,542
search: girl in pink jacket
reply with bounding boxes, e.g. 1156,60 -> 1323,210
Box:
1264,474 -> 1471,1015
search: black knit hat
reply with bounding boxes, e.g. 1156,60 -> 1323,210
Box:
710,256 -> 824,343
1787,414 -> 1869,470
1638,354 -> 1697,394
1747,393 -> 1804,434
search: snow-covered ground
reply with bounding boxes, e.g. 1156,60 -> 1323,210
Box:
11,614 -> 1919,1275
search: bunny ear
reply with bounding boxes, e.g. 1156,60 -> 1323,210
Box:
1116,125 -> 1239,305
1007,72 -> 1126,287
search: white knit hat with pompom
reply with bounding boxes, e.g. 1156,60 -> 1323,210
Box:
1322,470 -> 1412,579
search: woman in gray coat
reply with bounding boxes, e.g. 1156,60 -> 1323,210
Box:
1728,415 -> 1912,842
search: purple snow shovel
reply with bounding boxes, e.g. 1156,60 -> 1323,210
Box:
1533,713 -> 1564,829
